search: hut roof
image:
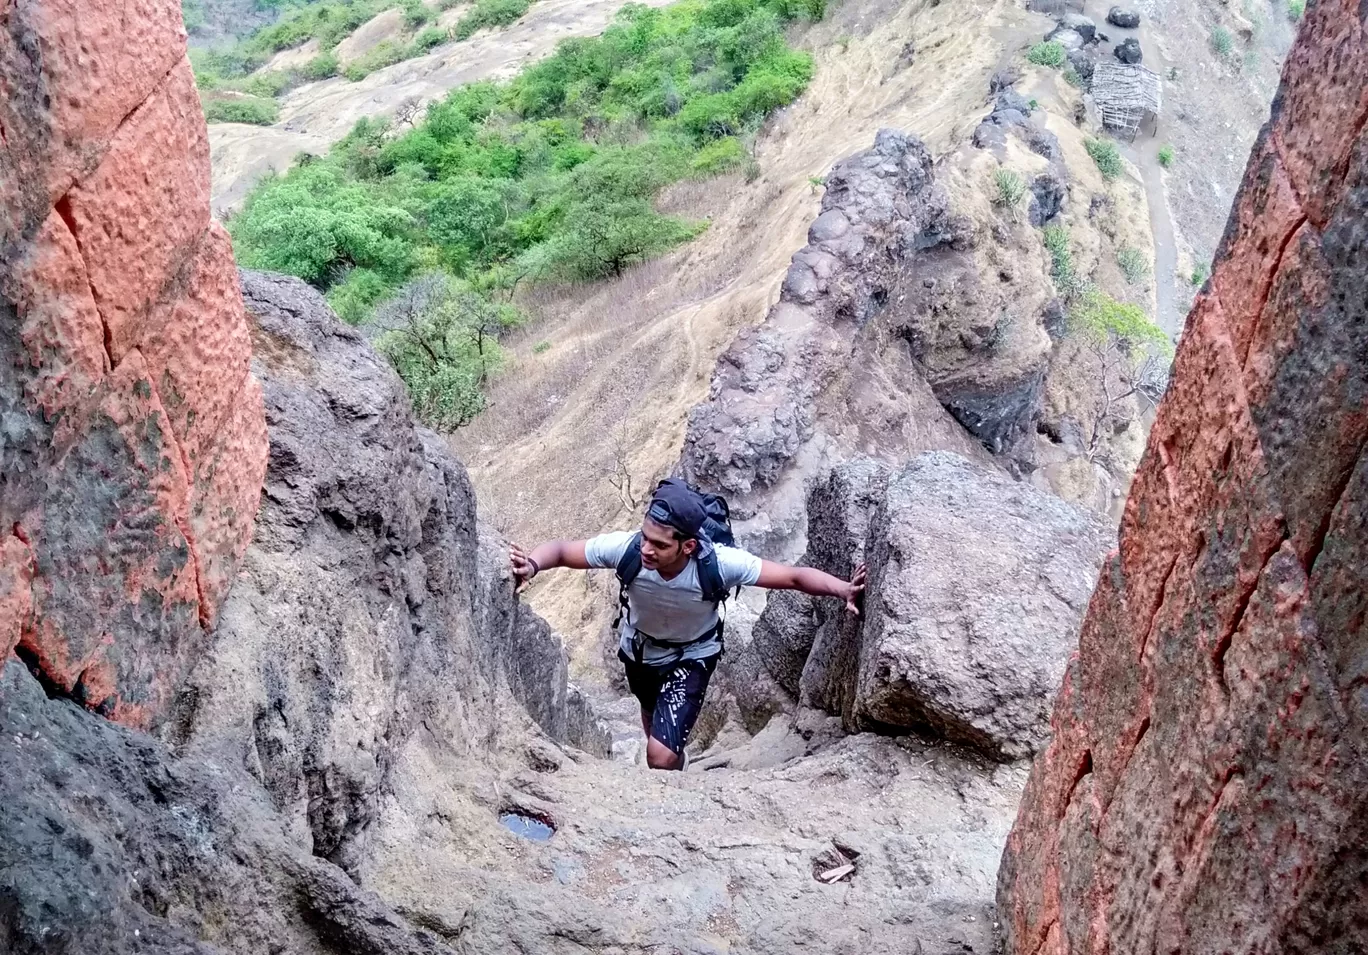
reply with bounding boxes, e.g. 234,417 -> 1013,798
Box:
1092,61 -> 1162,132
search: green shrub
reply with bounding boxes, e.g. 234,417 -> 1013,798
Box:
1117,247 -> 1149,284
375,274 -> 522,430
1157,144 -> 1175,168
1211,26 -> 1234,58
412,26 -> 450,52
1043,225 -> 1079,295
1062,66 -> 1083,87
182,0 -> 206,32
1287,0 -> 1305,19
302,52 -> 341,80
1069,286 -> 1169,352
993,168 -> 1027,209
532,340 -> 552,354
203,95 -> 280,125
454,0 -> 534,39
690,137 -> 747,175
1191,262 -> 1210,286
1085,136 -> 1124,181
1027,41 -> 1067,68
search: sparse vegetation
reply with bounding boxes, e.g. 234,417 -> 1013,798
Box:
1042,225 -> 1080,296
808,175 -> 827,193
993,168 -> 1027,211
1117,247 -> 1149,284
1191,262 -> 1210,286
1085,136 -> 1124,181
1063,67 -> 1083,87
230,0 -> 819,426
1027,41 -> 1067,68
1157,144 -> 1175,168
1069,287 -> 1173,460
532,340 -> 552,354
1211,26 -> 1234,58
1287,0 -> 1305,19
202,94 -> 281,125
454,0 -> 534,39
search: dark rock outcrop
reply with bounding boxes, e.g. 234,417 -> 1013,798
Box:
171,271 -> 581,873
745,454 -> 1109,759
681,129 -> 991,555
1113,37 -> 1142,63
1067,48 -> 1095,85
1044,26 -> 1086,51
1106,5 -> 1140,28
0,0 -> 268,728
1029,172 -> 1067,227
999,1 -> 1368,949
0,659 -> 457,955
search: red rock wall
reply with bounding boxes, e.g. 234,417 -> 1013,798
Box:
0,0 -> 268,728
997,3 -> 1368,952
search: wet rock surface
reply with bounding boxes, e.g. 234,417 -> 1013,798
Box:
999,3 -> 1368,950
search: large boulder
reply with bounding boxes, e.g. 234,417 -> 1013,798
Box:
1106,5 -> 1140,28
749,454 -> 1110,759
1114,37 -> 1143,63
854,454 -> 1109,758
1059,13 -> 1098,43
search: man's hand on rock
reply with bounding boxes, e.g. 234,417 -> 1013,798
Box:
845,562 -> 868,615
510,544 -> 538,593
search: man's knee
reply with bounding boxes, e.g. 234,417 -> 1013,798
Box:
646,736 -> 682,770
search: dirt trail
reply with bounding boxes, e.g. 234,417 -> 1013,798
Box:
208,0 -> 675,214
452,0 -> 1055,676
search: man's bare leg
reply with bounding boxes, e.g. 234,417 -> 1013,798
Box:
646,735 -> 682,770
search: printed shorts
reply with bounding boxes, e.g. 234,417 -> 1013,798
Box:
619,652 -> 719,755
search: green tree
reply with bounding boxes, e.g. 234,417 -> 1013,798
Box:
519,199 -> 701,280
374,274 -> 523,429
1069,287 -> 1172,459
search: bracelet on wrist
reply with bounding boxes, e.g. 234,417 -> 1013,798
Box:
526,557 -> 541,577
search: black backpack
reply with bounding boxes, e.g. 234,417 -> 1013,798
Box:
614,480 -> 737,664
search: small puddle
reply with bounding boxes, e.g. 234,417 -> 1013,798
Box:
499,812 -> 555,842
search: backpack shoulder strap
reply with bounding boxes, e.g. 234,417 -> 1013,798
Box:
694,544 -> 729,605
613,533 -> 643,630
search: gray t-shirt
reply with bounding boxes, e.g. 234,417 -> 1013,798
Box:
585,531 -> 763,665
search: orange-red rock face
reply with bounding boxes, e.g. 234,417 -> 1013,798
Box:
997,1 -> 1368,951
0,2 -> 267,728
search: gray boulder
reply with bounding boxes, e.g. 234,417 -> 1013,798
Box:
1107,5 -> 1140,28
1114,36 -> 1143,63
989,67 -> 1023,92
749,454 -> 1111,760
1059,12 -> 1098,42
1067,48 -> 1096,84
1045,26 -> 1086,51
854,454 -> 1110,758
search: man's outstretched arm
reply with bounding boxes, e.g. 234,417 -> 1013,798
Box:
756,561 -> 868,615
510,540 -> 591,592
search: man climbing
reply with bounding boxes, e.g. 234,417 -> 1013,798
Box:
510,479 -> 866,771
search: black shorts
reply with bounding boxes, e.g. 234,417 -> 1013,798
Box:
619,652 -> 719,755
